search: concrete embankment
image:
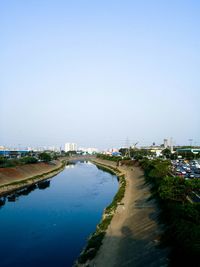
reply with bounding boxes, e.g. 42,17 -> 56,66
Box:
0,160 -> 65,196
88,159 -> 169,267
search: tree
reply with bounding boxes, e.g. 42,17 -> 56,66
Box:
21,156 -> 38,164
162,148 -> 171,158
39,152 -> 51,162
148,160 -> 170,179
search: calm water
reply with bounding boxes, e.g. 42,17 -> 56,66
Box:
0,161 -> 118,267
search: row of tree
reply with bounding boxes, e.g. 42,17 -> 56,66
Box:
0,152 -> 53,168
162,148 -> 200,160
96,154 -> 121,162
140,158 -> 200,266
119,147 -> 200,160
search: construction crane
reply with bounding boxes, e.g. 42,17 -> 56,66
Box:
133,142 -> 139,148
125,140 -> 139,158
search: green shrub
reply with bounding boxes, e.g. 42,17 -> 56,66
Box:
39,152 -> 52,162
20,157 -> 38,164
140,158 -> 200,266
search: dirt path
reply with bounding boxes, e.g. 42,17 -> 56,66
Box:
90,159 -> 168,267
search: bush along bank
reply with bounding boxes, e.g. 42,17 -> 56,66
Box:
77,162 -> 126,265
139,158 -> 200,267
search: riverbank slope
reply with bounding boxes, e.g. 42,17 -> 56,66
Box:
0,160 -> 65,196
89,158 -> 168,267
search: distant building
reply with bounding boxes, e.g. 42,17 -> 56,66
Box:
176,148 -> 200,154
112,151 -> 121,156
79,147 -> 98,154
164,139 -> 169,148
150,147 -> 163,157
47,146 -> 59,152
64,143 -> 77,152
163,138 -> 173,152
0,150 -> 29,158
88,148 -> 98,154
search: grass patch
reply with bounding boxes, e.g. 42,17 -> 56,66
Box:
105,175 -> 126,214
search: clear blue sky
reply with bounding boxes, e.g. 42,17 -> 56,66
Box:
1,0 -> 200,149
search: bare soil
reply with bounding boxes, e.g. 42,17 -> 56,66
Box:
0,160 -> 63,195
89,159 -> 168,267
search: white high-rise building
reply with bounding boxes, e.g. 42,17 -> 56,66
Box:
64,143 -> 77,152
163,138 -> 173,152
164,139 -> 169,148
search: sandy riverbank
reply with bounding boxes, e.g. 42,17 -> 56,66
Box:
88,159 -> 169,267
0,160 -> 65,196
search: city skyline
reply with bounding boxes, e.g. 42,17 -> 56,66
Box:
0,136 -> 199,152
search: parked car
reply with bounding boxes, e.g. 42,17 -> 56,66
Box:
194,168 -> 200,174
188,173 -> 195,178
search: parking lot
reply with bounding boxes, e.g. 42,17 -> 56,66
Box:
171,159 -> 200,179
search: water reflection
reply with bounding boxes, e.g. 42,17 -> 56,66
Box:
67,160 -> 91,165
0,180 -> 51,207
65,164 -> 75,169
96,164 -> 115,175
38,180 -> 50,190
7,195 -> 17,202
0,197 -> 6,208
85,161 -> 93,165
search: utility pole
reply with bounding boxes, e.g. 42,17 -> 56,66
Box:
188,139 -> 193,147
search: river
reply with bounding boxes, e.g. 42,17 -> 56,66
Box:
0,161 -> 118,267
